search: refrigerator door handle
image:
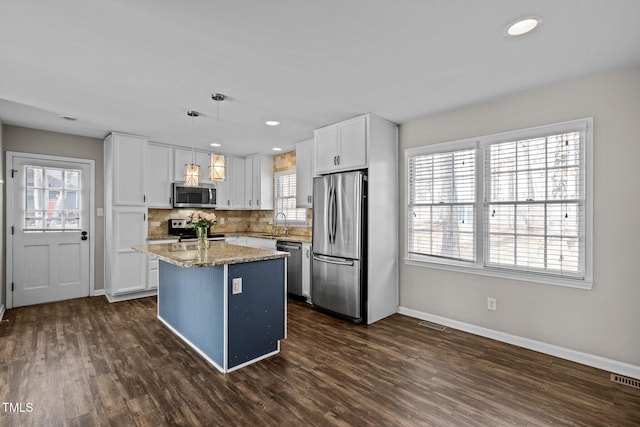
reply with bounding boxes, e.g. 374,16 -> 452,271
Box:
331,184 -> 338,244
313,255 -> 354,266
328,184 -> 335,244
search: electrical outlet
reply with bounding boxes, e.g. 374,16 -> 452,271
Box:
487,297 -> 497,311
232,278 -> 242,294
219,217 -> 225,225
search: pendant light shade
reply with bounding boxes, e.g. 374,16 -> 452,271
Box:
208,93 -> 226,182
184,163 -> 201,186
209,153 -> 226,182
184,110 -> 200,187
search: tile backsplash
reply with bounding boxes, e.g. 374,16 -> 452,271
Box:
148,150 -> 312,239
148,208 -> 312,238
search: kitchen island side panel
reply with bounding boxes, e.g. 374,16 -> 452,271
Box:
158,261 -> 225,366
227,258 -> 285,369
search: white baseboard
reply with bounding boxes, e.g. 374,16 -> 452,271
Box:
92,289 -> 105,296
398,306 -> 640,381
105,290 -> 157,303
0,304 -> 5,322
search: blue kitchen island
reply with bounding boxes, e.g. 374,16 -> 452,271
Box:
133,241 -> 288,373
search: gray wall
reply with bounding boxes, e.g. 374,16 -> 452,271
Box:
2,125 -> 104,292
0,119 -> 4,311
399,65 -> 640,367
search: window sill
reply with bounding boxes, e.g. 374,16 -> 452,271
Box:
404,256 -> 593,290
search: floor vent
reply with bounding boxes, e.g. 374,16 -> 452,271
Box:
610,373 -> 640,389
418,320 -> 446,331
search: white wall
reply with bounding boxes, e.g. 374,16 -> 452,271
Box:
398,65 -> 640,369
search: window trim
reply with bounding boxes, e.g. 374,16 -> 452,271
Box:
405,118 -> 593,289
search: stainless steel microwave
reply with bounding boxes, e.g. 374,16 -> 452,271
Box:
172,183 -> 216,208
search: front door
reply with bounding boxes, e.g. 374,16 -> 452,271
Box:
8,153 -> 92,307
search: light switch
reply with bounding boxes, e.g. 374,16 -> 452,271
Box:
232,278 -> 242,294
97,208 -> 104,217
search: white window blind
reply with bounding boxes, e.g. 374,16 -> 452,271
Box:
405,118 -> 592,288
485,131 -> 585,278
274,171 -> 307,225
408,148 -> 476,262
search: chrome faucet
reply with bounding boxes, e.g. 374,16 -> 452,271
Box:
275,211 -> 288,236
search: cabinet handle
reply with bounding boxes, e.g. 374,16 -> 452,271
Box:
337,155 -> 340,165
333,156 -> 337,165
143,194 -> 146,203
249,200 -> 252,207
257,199 -> 260,207
143,213 -> 146,221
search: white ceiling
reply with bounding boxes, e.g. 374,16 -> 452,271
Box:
1,1 -> 639,156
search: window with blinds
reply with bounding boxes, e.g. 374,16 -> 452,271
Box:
405,118 -> 592,288
485,131 -> 585,278
274,171 -> 307,225
408,146 -> 476,262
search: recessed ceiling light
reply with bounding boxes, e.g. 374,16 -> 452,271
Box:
272,147 -> 282,152
59,115 -> 77,121
210,143 -> 221,147
505,17 -> 541,37
265,120 -> 280,126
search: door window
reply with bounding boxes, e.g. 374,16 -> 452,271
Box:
25,165 -> 81,230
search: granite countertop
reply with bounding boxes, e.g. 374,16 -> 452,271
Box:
133,241 -> 289,268
147,232 -> 312,243
238,232 -> 312,243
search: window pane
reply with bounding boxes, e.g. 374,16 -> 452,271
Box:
547,203 -> 580,237
489,204 -> 515,234
46,169 -> 63,189
26,167 -> 43,187
547,237 -> 580,273
515,204 -> 545,236
515,236 -> 545,269
490,172 -> 516,201
26,189 -> 44,210
25,211 -> 44,229
64,170 -> 80,190
548,166 -> 580,200
516,170 -> 546,201
488,234 -> 515,266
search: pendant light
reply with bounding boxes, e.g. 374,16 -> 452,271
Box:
184,110 -> 200,187
209,93 -> 226,182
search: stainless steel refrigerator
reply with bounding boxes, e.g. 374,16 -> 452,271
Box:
311,170 -> 367,322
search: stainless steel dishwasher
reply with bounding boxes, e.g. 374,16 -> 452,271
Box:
276,241 -> 303,296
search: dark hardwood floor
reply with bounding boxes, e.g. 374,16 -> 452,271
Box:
1,296 -> 638,426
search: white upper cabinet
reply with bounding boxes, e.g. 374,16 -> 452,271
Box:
245,154 -> 274,209
296,138 -> 314,207
228,156 -> 246,209
106,132 -> 148,206
147,143 -> 173,208
173,148 -> 213,184
314,115 -> 367,174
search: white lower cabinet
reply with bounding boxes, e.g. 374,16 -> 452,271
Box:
105,207 -> 150,300
302,243 -> 311,300
147,239 -> 179,289
225,236 -> 247,246
244,237 -> 277,250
